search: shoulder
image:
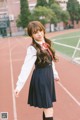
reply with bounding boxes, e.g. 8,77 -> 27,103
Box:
27,45 -> 37,54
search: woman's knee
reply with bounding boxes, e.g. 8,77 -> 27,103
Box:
43,107 -> 53,117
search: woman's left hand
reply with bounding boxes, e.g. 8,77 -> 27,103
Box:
54,76 -> 60,82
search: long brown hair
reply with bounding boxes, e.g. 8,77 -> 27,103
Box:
27,21 -> 57,61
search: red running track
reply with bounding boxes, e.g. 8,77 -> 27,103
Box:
0,29 -> 80,120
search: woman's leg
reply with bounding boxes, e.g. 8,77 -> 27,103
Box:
43,107 -> 53,117
43,107 -> 53,120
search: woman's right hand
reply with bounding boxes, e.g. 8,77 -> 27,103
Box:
14,89 -> 20,97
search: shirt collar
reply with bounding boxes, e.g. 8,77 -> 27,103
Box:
34,39 -> 45,45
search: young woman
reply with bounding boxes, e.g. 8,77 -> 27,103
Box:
14,21 -> 60,120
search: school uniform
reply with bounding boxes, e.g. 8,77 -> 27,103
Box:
15,40 -> 59,108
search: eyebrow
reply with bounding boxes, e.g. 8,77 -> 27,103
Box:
32,28 -> 42,33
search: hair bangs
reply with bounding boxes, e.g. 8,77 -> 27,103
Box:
32,25 -> 43,34
27,21 -> 45,37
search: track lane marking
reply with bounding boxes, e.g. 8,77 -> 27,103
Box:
58,82 -> 80,106
8,39 -> 18,120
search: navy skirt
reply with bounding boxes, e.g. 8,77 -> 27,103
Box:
28,64 -> 56,108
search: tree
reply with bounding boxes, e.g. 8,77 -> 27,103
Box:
16,0 -> 30,28
36,0 -> 48,7
16,15 -> 21,27
29,6 -> 56,25
61,11 -> 70,24
47,0 -> 56,7
67,0 -> 80,24
51,3 -> 62,23
50,3 -> 70,29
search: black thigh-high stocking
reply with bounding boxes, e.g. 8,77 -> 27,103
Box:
43,112 -> 45,120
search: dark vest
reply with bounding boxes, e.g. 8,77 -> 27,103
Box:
35,49 -> 52,68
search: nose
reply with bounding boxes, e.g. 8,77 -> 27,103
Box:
37,31 -> 41,35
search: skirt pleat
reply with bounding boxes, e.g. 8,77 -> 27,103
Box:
28,64 -> 56,108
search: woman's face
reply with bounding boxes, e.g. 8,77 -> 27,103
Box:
32,30 -> 44,42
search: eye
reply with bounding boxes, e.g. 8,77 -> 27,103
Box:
40,29 -> 42,31
33,31 -> 37,34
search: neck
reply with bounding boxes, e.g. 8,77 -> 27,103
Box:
34,39 -> 45,45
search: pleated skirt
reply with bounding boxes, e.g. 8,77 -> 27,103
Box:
28,64 -> 56,108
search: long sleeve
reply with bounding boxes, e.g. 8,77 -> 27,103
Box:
52,61 -> 59,79
15,45 -> 37,92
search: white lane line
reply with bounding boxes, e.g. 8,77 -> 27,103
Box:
8,39 -> 18,120
58,82 -> 80,106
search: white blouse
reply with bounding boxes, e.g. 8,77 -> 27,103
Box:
15,45 -> 59,92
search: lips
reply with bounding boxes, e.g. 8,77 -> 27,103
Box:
38,36 -> 42,39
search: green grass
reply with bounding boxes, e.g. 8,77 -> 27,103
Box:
51,31 -> 80,39
51,30 -> 80,58
53,44 -> 74,57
